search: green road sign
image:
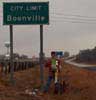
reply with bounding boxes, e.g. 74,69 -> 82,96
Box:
3,2 -> 49,25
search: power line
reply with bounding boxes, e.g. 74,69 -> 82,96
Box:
50,8 -> 96,18
50,12 -> 96,19
51,19 -> 96,24
51,16 -> 96,22
51,13 -> 96,22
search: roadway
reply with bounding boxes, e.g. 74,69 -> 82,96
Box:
65,58 -> 96,71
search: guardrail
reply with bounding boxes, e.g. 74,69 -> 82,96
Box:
0,59 -> 39,74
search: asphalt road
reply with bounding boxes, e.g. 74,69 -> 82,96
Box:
65,59 -> 96,71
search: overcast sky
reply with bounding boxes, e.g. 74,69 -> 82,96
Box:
0,0 -> 96,57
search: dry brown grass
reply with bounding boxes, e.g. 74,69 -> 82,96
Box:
0,63 -> 96,100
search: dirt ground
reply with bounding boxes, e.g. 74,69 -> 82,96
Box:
0,62 -> 96,100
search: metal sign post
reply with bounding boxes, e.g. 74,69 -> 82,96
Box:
9,25 -> 14,85
40,25 -> 44,90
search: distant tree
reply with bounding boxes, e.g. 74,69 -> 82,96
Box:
13,53 -> 20,59
64,51 -> 70,58
77,47 -> 96,62
0,55 -> 5,60
20,54 -> 28,59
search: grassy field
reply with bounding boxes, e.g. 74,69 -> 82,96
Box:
0,62 -> 96,100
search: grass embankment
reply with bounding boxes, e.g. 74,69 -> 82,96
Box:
0,63 -> 96,100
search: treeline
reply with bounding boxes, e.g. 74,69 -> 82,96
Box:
76,47 -> 96,62
0,53 -> 28,61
